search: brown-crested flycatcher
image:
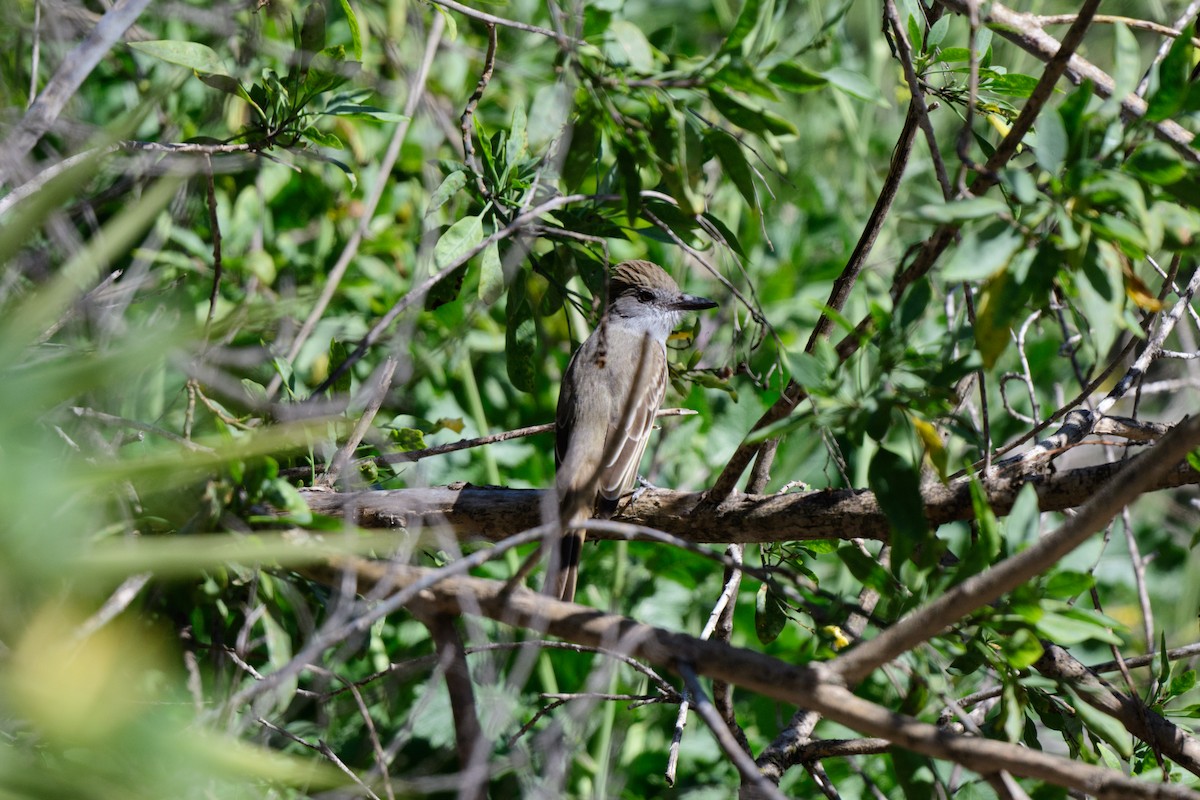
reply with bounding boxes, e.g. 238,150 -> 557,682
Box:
548,260 -> 717,602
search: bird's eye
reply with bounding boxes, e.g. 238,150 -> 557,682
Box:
636,289 -> 654,303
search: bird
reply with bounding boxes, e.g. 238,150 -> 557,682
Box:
548,260 -> 717,602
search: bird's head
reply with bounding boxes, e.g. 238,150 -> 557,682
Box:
607,260 -> 717,340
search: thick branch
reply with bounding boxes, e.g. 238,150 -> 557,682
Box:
298,457 -> 1200,543
1036,643 -> 1200,779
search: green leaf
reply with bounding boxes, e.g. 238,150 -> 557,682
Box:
785,350 -> 826,388
1036,609 -> 1123,646
913,196 -> 1009,223
434,215 -> 484,271
838,544 -> 900,595
867,447 -> 929,569
927,15 -> 949,48
563,110 -> 598,190
506,103 -> 528,170
1000,628 -> 1043,670
299,1 -> 327,64
1068,687 -> 1133,758
604,20 -> 655,72
973,266 -> 1019,368
1091,213 -> 1149,257
935,47 -> 972,64
1126,142 -> 1187,186
1035,105 -> 1067,174
392,427 -> 428,451
707,88 -> 798,136
197,72 -> 243,96
1007,482 -> 1041,546
1170,670 -> 1197,697
722,0 -> 763,54
1044,570 -> 1093,599
767,61 -> 828,94
301,126 -> 344,149
941,221 -> 1024,282
528,83 -> 573,151
1101,22 -> 1140,119
128,40 -> 227,74
754,584 -> 788,644
987,72 -> 1039,98
328,339 -> 353,395
506,279 -> 537,393
821,67 -> 889,107
426,170 -> 469,218
478,241 -> 504,304
324,103 -> 407,122
707,129 -> 757,207
336,0 -> 364,62
954,473 -> 1000,581
1147,33 -> 1192,122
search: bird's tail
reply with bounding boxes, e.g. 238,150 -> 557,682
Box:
553,525 -> 585,602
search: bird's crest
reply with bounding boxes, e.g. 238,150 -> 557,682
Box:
610,260 -> 681,297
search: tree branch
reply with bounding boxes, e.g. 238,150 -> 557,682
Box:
298,456 -> 1200,544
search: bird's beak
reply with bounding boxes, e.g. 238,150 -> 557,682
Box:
672,293 -> 718,311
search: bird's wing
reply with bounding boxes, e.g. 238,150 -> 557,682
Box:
596,335 -> 666,517
554,337 -> 612,521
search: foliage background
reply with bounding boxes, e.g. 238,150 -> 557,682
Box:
1,0 -> 1200,798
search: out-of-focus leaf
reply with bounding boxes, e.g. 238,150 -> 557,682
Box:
324,103 -> 407,122
528,83 -> 573,151
927,15 -> 949,48
299,1 -> 328,65
434,214 -> 484,271
941,221 -> 1024,282
987,72 -> 1039,98
837,543 -> 901,595
707,88 -> 798,136
426,170 -> 469,218
336,0 -> 364,61
1125,141 -> 1187,185
505,277 -> 537,393
867,447 -> 929,570
1068,687 -> 1134,758
722,0 -> 763,54
912,196 -> 1009,223
1148,34 -> 1192,121
478,241 -> 504,304
129,40 -> 227,74
301,126 -> 344,149
1035,105 -> 1068,174
707,129 -> 757,207
603,20 -> 654,72
767,61 -> 828,93
1045,570 -> 1094,599
821,67 -> 889,107
935,47 -> 972,63
754,584 -> 788,644
1000,628 -> 1043,670
955,473 -> 1001,581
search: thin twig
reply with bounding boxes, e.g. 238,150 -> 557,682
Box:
461,24 -> 497,200
426,0 -> 573,43
884,0 -> 952,199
